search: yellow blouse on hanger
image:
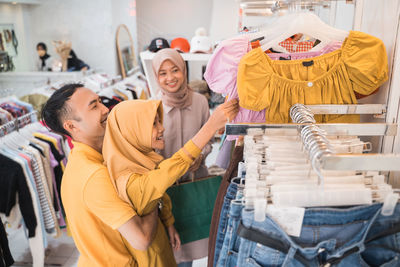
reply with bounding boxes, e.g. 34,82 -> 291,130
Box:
237,31 -> 389,123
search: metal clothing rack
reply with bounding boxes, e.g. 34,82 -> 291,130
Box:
228,104 -> 400,173
290,104 -> 400,178
226,104 -> 393,136
0,110 -> 38,137
226,122 -> 397,136
321,154 -> 400,171
304,104 -> 387,116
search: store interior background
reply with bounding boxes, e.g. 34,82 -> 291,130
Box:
0,0 -> 356,77
1,0 -> 400,266
2,0 -> 399,152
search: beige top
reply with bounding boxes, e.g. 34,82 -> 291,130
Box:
160,92 -> 212,181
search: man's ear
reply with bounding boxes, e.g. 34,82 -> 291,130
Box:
63,120 -> 77,136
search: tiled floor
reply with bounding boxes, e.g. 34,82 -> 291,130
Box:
7,227 -> 78,266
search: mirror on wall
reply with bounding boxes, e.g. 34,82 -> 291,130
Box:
0,24 -> 17,72
116,24 -> 136,78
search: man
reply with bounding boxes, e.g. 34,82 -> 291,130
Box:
41,83 -> 158,266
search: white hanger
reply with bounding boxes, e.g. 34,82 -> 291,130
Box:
260,12 -> 349,52
243,127 -> 395,221
247,13 -> 299,41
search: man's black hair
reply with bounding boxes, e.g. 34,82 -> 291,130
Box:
36,42 -> 47,51
41,83 -> 84,137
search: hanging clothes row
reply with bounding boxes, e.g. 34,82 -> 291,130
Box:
204,12 -> 388,136
206,12 -> 390,183
208,103 -> 400,267
96,71 -> 149,109
0,96 -> 37,136
210,131 -> 400,266
0,102 -> 71,267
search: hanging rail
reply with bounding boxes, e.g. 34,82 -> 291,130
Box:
226,104 -> 394,136
0,110 -> 38,137
226,123 -> 397,136
305,104 -> 387,115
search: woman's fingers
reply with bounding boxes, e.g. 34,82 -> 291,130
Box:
175,232 -> 181,250
225,107 -> 239,121
170,236 -> 176,249
222,99 -> 239,112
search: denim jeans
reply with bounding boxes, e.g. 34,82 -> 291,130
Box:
178,261 -> 193,267
213,180 -> 239,266
237,203 -> 400,267
216,198 -> 244,267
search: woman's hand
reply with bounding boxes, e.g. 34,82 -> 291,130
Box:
167,225 -> 181,251
188,154 -> 203,172
190,99 -> 239,154
208,99 -> 239,132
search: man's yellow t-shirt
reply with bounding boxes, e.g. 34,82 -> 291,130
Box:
61,141 -> 136,267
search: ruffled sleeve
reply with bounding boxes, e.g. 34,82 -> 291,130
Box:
237,48 -> 272,112
344,31 -> 388,95
204,36 -> 250,96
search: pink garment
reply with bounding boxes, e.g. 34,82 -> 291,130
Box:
204,34 -> 251,98
19,153 -> 33,172
204,34 -> 266,140
268,41 -> 343,60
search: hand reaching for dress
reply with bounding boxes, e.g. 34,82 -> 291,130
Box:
188,154 -> 203,172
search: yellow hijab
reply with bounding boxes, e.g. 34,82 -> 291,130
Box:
103,100 -> 164,202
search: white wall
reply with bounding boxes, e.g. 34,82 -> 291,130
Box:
332,1 -> 355,31
136,0 -> 213,82
136,0 -> 213,51
0,3 -> 31,71
208,0 -> 239,43
0,0 -> 138,75
26,0 -> 116,74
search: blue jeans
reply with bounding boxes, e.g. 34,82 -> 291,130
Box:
213,180 -> 239,266
178,261 -> 192,267
216,198 -> 244,267
237,204 -> 400,267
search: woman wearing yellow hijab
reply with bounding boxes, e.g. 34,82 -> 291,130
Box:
103,99 -> 238,266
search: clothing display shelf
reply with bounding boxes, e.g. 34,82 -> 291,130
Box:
0,110 -> 38,137
227,103 -> 400,173
226,103 -> 395,136
238,103 -> 400,212
306,104 -> 387,117
139,50 -> 212,97
226,123 -> 397,137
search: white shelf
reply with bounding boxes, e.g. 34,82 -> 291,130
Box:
140,51 -> 212,61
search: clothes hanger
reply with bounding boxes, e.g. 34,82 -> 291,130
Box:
259,12 -> 349,53
247,13 -> 299,42
243,128 -> 397,222
245,135 -> 394,217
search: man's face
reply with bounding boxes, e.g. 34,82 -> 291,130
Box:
37,48 -> 46,57
65,88 -> 109,142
